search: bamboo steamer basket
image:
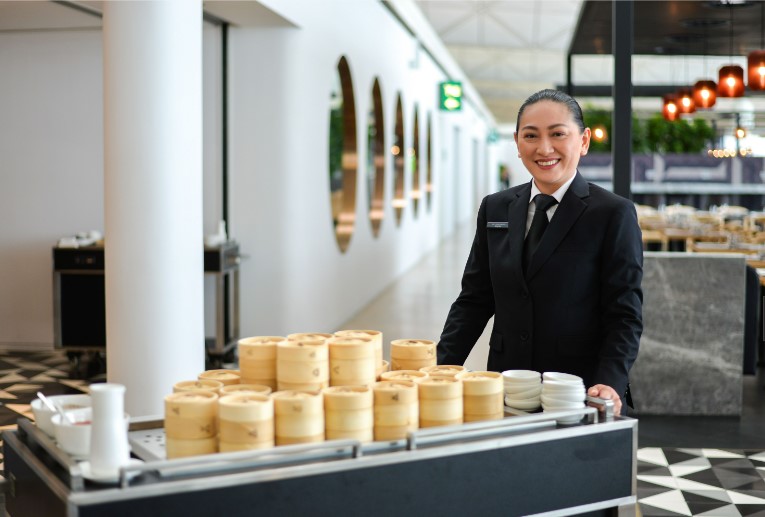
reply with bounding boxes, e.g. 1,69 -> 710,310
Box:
420,365 -> 466,380
376,360 -> 390,381
373,381 -> 418,440
220,383 -> 272,396
418,378 -> 463,428
334,330 -> 383,373
328,337 -> 376,387
464,412 -> 504,422
323,386 -> 373,442
198,369 -> 241,386
272,390 -> 324,445
164,391 -> 218,440
390,339 -> 436,371
456,371 -> 504,421
277,338 -> 329,391
218,394 -> 274,448
219,441 -> 273,452
166,436 -> 217,459
238,336 -> 283,389
374,425 -> 417,442
324,428 -> 374,442
238,336 -> 282,361
287,332 -> 333,342
456,371 -> 503,395
323,386 -> 373,411
173,379 -> 223,394
463,393 -> 505,415
380,370 -> 429,384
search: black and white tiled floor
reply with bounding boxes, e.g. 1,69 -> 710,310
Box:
637,448 -> 765,516
0,349 -> 762,516
0,350 -> 90,470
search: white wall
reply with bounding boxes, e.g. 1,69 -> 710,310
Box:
0,22 -> 223,347
228,0 -> 496,337
0,29 -> 103,346
0,0 -> 498,347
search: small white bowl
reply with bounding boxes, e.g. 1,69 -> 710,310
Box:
541,397 -> 585,409
31,394 -> 92,437
504,396 -> 541,410
504,385 -> 543,398
542,372 -> 583,384
541,380 -> 584,392
52,408 -> 93,457
541,390 -> 584,403
502,370 -> 541,382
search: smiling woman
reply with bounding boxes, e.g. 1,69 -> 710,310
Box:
437,89 -> 643,418
514,99 -> 590,195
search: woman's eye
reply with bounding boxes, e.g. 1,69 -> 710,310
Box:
524,134 -> 537,139
552,132 -> 566,137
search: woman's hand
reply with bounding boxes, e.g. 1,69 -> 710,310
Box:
587,384 -> 622,416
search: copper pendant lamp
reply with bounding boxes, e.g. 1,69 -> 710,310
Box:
677,87 -> 696,114
747,2 -> 765,90
662,94 -> 679,121
693,80 -> 717,108
692,21 -> 717,108
718,2 -> 745,98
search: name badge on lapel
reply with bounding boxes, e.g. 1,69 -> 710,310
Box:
486,222 -> 509,229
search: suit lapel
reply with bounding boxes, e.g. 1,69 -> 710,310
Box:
508,183 -> 531,287
526,172 -> 590,280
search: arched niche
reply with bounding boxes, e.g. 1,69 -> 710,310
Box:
367,78 -> 385,236
411,105 -> 420,218
392,93 -> 405,225
328,56 -> 357,252
426,113 -> 433,211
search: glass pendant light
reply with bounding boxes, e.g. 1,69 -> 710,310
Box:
663,94 -> 680,121
677,87 -> 696,114
718,3 -> 745,97
747,2 -> 765,90
693,22 -> 717,108
693,80 -> 717,108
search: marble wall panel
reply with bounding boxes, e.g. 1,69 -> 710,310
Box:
631,252 -> 745,415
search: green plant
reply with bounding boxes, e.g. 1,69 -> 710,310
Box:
582,107 -> 714,154
643,115 -> 714,153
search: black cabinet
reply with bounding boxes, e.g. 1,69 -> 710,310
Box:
53,243 -> 240,365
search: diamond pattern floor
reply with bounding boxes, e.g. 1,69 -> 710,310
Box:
638,448 -> 765,516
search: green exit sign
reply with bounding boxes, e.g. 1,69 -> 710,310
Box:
439,81 -> 462,111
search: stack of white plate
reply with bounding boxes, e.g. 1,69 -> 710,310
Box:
541,372 -> 585,423
502,370 -> 542,412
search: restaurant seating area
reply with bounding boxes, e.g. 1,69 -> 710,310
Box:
638,204 -> 765,259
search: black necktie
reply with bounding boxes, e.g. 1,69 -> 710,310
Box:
523,194 -> 558,273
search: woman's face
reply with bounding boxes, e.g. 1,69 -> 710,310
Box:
514,100 -> 590,195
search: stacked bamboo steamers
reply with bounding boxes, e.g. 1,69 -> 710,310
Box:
163,332 -> 505,459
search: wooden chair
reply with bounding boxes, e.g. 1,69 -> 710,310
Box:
641,229 -> 668,251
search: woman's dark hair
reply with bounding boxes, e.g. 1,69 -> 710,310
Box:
515,89 -> 585,134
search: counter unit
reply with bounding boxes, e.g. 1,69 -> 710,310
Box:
3,403 -> 636,517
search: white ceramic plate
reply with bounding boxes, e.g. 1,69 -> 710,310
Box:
504,397 -> 541,410
542,372 -> 583,384
79,458 -> 144,484
501,370 -> 541,382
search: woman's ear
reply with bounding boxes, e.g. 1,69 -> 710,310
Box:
581,127 -> 591,156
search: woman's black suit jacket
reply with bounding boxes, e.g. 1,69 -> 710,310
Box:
437,172 -> 643,398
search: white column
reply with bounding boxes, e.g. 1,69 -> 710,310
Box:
103,0 -> 204,417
